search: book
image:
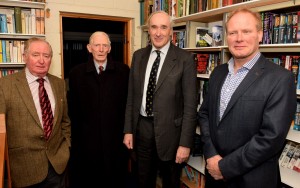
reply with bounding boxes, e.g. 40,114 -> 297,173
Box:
286,12 -> 293,43
281,142 -> 297,168
279,141 -> 293,165
40,9 -> 45,34
211,25 -> 223,46
1,40 -> 6,63
298,11 -> 300,43
5,40 -> 10,63
31,8 -> 36,34
273,13 -> 280,44
0,40 -> 2,63
278,13 -> 287,44
0,13 -> 7,33
293,101 -> 300,131
14,7 -> 22,33
292,11 -> 298,43
0,8 -> 14,34
287,144 -> 300,169
35,9 -> 41,34
196,27 -> 209,47
184,165 -> 193,181
196,53 -> 209,74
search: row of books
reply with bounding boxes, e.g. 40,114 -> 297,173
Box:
196,25 -> 223,47
0,69 -> 20,78
0,7 -> 45,35
182,165 -> 205,188
193,52 -> 221,74
172,29 -> 186,48
267,55 -> 300,85
262,11 -> 300,44
279,140 -> 300,173
293,102 -> 300,132
0,39 -> 25,63
141,0 -> 252,24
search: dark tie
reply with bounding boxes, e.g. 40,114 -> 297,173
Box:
146,50 -> 161,116
37,78 -> 54,140
99,66 -> 104,74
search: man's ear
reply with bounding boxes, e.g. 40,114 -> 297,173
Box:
87,44 -> 92,53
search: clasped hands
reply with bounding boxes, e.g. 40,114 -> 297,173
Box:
206,155 -> 224,180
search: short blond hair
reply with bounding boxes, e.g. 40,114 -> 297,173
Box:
225,8 -> 262,32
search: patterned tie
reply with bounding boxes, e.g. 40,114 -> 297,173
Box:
99,66 -> 104,74
146,50 -> 161,116
37,78 -> 53,140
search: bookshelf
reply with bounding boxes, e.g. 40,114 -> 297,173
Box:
140,0 -> 300,187
0,0 -> 46,77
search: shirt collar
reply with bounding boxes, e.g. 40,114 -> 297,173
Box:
228,52 -> 261,73
151,42 -> 170,55
94,60 -> 107,71
25,67 -> 49,84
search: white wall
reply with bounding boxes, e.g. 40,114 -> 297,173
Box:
45,0 -> 141,78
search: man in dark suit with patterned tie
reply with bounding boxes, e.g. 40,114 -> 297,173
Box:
0,37 -> 71,187
123,11 -> 198,188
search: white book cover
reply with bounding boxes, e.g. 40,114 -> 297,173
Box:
31,8 -> 36,35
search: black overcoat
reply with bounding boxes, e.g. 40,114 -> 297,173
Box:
68,55 -> 130,187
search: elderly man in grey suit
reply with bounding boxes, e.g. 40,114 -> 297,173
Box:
198,8 -> 297,188
123,11 -> 197,188
0,37 -> 71,188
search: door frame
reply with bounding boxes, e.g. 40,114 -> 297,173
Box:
59,12 -> 132,79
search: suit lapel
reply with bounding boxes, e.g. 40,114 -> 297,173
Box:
15,71 -> 41,127
221,57 -> 264,120
155,45 -> 177,92
48,75 -> 59,129
139,46 -> 152,95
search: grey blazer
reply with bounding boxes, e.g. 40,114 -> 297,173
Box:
0,70 -> 71,187
198,55 -> 297,188
124,43 -> 198,161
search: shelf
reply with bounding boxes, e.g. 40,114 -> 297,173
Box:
197,74 -> 209,79
0,0 -> 45,9
186,43 -> 300,53
0,63 -> 25,68
279,166 -> 300,188
184,46 -> 223,52
259,43 -> 300,53
187,155 -> 205,175
173,0 -> 291,23
0,33 -> 45,39
286,128 -> 300,143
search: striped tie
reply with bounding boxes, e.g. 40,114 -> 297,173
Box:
37,78 -> 53,140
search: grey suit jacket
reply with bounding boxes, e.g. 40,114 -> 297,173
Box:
0,70 -> 71,187
124,43 -> 198,161
198,55 -> 297,188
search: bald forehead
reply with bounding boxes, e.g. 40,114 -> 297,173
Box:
90,33 -> 109,44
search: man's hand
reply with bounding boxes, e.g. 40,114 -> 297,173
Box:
206,155 -> 224,180
123,133 -> 133,149
175,146 -> 190,164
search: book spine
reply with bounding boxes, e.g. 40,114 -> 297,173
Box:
14,7 -> 22,33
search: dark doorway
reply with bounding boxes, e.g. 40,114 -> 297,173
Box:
62,17 -> 126,79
